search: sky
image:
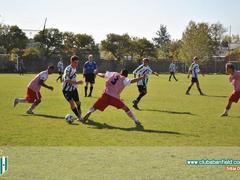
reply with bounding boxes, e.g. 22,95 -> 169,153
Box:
0,0 -> 240,43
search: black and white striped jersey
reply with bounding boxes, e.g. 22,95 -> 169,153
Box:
62,65 -> 77,91
133,64 -> 153,86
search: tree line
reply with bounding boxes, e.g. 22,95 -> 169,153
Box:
0,21 -> 240,64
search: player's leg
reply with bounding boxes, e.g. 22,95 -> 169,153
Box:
13,98 -> 27,107
133,85 -> 147,109
88,83 -> 94,97
196,81 -> 204,95
186,81 -> 194,95
173,73 -> 178,81
169,72 -> 172,81
82,94 -> 108,122
122,105 -> 143,128
63,90 -> 81,119
73,89 -> 82,118
221,91 -> 240,116
27,99 -> 41,114
85,81 -> 89,97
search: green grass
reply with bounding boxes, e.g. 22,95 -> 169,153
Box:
1,73 -> 240,179
0,73 -> 239,146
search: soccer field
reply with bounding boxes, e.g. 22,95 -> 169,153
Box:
1,73 -> 240,179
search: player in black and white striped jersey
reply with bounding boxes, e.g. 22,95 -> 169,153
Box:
62,55 -> 84,120
132,58 -> 159,110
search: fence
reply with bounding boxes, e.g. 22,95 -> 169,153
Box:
0,56 -> 232,74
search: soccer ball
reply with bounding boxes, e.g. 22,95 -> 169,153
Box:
65,114 -> 74,124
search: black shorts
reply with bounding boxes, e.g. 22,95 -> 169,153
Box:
137,85 -> 147,94
84,73 -> 95,84
191,78 -> 199,83
62,89 -> 80,102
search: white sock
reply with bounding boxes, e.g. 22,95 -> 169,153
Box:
88,107 -> 96,113
126,110 -> 140,124
18,98 -> 27,103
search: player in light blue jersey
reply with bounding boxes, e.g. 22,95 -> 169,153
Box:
185,56 -> 205,95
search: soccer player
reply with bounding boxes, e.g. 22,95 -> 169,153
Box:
169,60 -> 178,81
62,55 -> 83,120
132,58 -> 159,110
82,69 -> 146,128
56,58 -> 64,82
185,56 -> 205,95
83,54 -> 97,97
13,65 -> 54,114
221,63 -> 240,116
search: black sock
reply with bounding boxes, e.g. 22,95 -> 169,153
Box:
186,87 -> 191,93
72,107 -> 80,118
89,86 -> 93,96
77,104 -> 81,112
136,93 -> 146,103
84,86 -> 88,97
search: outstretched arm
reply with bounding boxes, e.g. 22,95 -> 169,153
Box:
40,80 -> 54,91
152,71 -> 159,76
130,75 -> 146,84
97,73 -> 105,78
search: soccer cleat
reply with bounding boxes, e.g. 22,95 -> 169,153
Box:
13,98 -> 19,108
26,110 -> 34,114
220,113 -> 228,117
185,92 -> 190,95
132,100 -> 140,110
87,94 -> 92,97
200,93 -> 205,96
135,122 -> 144,129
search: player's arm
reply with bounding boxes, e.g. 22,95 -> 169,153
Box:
130,75 -> 146,84
39,80 -> 54,91
152,71 -> 159,76
187,64 -> 192,78
97,73 -> 105,78
64,79 -> 83,85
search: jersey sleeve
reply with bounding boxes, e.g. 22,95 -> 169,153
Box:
39,72 -> 48,81
133,64 -> 143,74
123,78 -> 131,86
64,67 -> 72,80
147,66 -> 153,74
105,71 -> 114,79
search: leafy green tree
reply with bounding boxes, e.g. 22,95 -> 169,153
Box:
130,37 -> 155,62
153,25 -> 171,58
0,25 -> 28,53
101,33 -> 131,61
34,28 -> 63,58
180,21 -> 213,63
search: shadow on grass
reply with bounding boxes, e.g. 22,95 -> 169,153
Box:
141,109 -> 195,116
21,113 -> 64,120
204,95 -> 228,98
85,119 -> 185,135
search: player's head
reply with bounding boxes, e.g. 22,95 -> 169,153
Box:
120,69 -> 129,77
143,58 -> 149,66
70,55 -> 79,68
193,56 -> 198,62
88,54 -> 93,61
225,63 -> 235,74
47,65 -> 54,74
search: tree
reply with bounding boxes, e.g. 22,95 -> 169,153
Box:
101,33 -> 131,61
0,25 -> 28,53
179,21 -> 214,63
209,23 -> 226,54
34,28 -> 63,58
130,37 -> 155,62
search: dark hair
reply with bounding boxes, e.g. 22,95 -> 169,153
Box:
121,69 -> 128,77
193,56 -> 198,60
48,65 -> 54,70
143,58 -> 149,62
226,63 -> 235,71
70,55 -> 79,62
